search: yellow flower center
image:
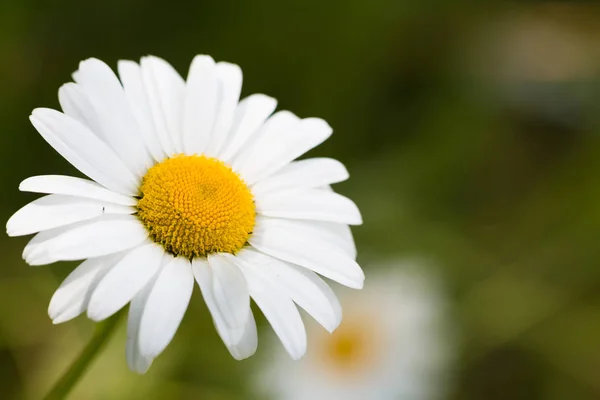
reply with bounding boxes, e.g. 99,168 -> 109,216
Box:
136,155 -> 255,258
323,321 -> 371,370
316,310 -> 385,375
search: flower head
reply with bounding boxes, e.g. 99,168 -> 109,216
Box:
7,55 -> 364,373
258,263 -> 454,400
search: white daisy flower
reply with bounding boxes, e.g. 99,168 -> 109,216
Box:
6,55 -> 364,373
258,264 -> 453,400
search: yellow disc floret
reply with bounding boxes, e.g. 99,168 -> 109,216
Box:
137,155 -> 255,258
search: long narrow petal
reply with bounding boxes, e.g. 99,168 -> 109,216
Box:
23,223 -> 81,261
252,217 -> 356,259
191,258 -> 256,360
226,310 -> 258,360
58,83 -> 103,139
203,62 -> 243,156
192,258 -> 242,345
235,117 -> 332,185
182,55 -> 218,155
126,273 -> 159,374
320,222 -> 357,260
87,241 -> 164,321
48,253 -> 122,324
73,58 -> 153,176
138,255 -> 194,359
24,215 -> 148,266
30,108 -> 139,196
118,60 -> 166,162
7,194 -> 134,237
232,249 -> 342,332
216,94 -> 277,162
206,253 -> 251,331
231,110 -> 299,172
249,217 -> 364,289
251,158 -> 349,197
19,175 -> 136,206
140,56 -> 185,155
241,267 -> 307,360
256,188 -> 362,225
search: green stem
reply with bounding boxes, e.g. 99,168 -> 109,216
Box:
43,310 -> 124,400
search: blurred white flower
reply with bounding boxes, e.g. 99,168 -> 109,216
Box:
6,55 -> 364,373
258,262 -> 454,400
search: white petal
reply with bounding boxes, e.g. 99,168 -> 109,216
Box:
227,310 -> 258,360
256,188 -> 362,225
206,253 -> 250,330
30,108 -> 139,196
217,94 -> 277,162
73,58 -> 153,176
182,55 -> 218,155
138,255 -> 194,359
118,60 -> 166,162
203,62 -> 243,156
140,56 -> 185,155
126,274 -> 157,374
48,254 -> 120,324
251,158 -> 349,197
321,222 -> 357,260
231,110 -> 299,172
19,175 -> 136,206
253,217 -> 355,259
23,223 -> 79,262
7,194 -> 134,237
235,117 -> 332,185
249,217 -> 364,289
233,249 -> 342,332
87,241 -> 164,321
24,215 -> 148,266
241,268 -> 307,360
58,83 -> 103,138
192,258 -> 256,360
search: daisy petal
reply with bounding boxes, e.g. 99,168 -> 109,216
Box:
203,62 -> 243,156
205,254 -> 251,330
183,55 -> 218,155
23,223 -> 80,263
24,215 -> 148,266
253,217 -> 355,259
48,254 -> 120,324
138,255 -> 194,359
217,94 -> 277,162
256,188 -> 362,225
19,175 -> 136,206
249,217 -> 364,289
88,241 -> 164,321
140,56 -> 185,154
73,58 -> 153,176
30,108 -> 139,196
272,218 -> 356,262
236,117 -> 332,185
231,110 -> 299,172
321,222 -> 357,260
58,83 -> 103,139
233,249 -> 342,332
226,310 -> 258,360
7,194 -> 134,237
251,158 -> 349,197
241,268 -> 307,360
192,258 -> 239,345
127,274 -> 158,374
118,60 -> 166,162
192,258 -> 256,360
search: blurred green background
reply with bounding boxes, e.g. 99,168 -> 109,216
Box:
2,0 -> 600,399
